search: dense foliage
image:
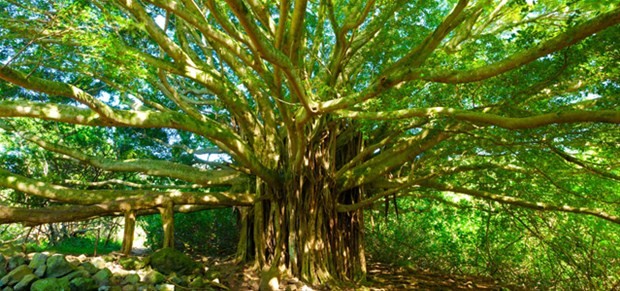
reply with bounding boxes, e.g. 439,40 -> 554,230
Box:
1,0 -> 619,286
140,209 -> 239,256
366,199 -> 620,289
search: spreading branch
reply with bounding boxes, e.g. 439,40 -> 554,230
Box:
422,181 -> 620,224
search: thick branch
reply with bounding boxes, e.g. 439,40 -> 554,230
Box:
336,108 -> 620,129
0,196 -> 248,226
550,146 -> 620,181
0,167 -> 252,205
0,100 -> 279,185
116,0 -> 196,66
18,132 -> 244,186
422,181 -> 620,224
320,6 -> 620,110
337,129 -> 451,190
382,0 -> 468,75
421,6 -> 620,83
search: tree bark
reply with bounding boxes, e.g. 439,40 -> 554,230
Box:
158,199 -> 175,249
238,129 -> 367,284
121,210 -> 136,255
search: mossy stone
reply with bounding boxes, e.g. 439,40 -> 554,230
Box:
148,248 -> 200,275
30,277 -> 70,291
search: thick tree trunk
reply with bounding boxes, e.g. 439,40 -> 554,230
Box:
238,131 -> 367,284
121,210 -> 136,255
158,200 -> 175,249
238,180 -> 366,284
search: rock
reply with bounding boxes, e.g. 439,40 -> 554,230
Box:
13,274 -> 37,291
148,248 -> 200,275
0,255 -> 6,278
103,255 -> 116,262
0,265 -> 33,287
91,257 -> 107,269
33,265 -> 46,278
93,268 -> 113,285
64,269 -> 90,281
119,258 -> 146,271
6,255 -> 25,271
121,274 -> 140,285
70,277 -> 98,291
137,284 -> 157,291
81,262 -> 100,275
167,273 -> 183,285
27,253 -> 47,270
31,277 -> 70,291
259,266 -> 280,291
72,277 -> 98,291
110,274 -> 124,285
143,271 -> 165,285
65,255 -> 83,267
155,284 -> 174,291
45,254 -> 76,278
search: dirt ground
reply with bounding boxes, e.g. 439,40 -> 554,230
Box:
1,243 -> 516,290
208,258 -> 517,290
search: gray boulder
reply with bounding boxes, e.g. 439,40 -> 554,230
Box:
12,274 -> 37,291
81,262 -> 100,275
6,256 -> 25,271
0,255 -> 6,276
0,265 -> 33,287
64,269 -> 90,281
45,255 -> 76,278
93,268 -> 112,285
28,253 -> 48,270
33,264 -> 46,278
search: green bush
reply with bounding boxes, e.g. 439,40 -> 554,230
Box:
139,208 -> 239,256
365,198 -> 620,290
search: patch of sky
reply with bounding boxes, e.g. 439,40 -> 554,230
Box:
196,153 -> 232,163
476,149 -> 493,156
166,130 -> 181,144
408,127 -> 423,135
155,15 -> 166,30
442,192 -> 473,203
550,92 -> 600,105
99,91 -> 112,103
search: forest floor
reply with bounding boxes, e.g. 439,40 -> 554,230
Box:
1,243 -> 517,290
206,256 -> 518,290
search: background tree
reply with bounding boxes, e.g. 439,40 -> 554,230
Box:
1,0 -> 619,284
